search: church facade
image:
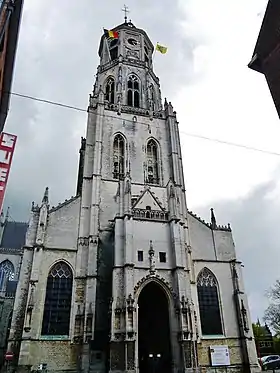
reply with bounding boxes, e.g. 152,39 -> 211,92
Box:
7,21 -> 259,373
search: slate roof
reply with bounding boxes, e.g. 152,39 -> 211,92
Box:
248,0 -> 280,118
1,221 -> 28,249
249,0 -> 280,73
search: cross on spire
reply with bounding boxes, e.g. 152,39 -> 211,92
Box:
122,4 -> 129,23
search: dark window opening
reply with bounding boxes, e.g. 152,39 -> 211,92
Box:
159,252 -> 166,263
113,134 -> 125,180
105,78 -> 115,104
109,39 -> 118,60
134,91 -> 139,108
110,39 -> 118,48
42,262 -> 73,336
197,268 -> 223,335
110,47 -> 118,60
138,251 -> 144,262
127,75 -> 140,107
146,206 -> 151,210
127,90 -> 133,106
146,140 -> 159,185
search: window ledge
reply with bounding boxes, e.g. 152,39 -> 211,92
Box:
40,335 -> 70,341
200,335 -> 226,340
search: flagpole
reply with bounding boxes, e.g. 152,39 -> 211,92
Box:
103,28 -> 112,62
152,41 -> 158,69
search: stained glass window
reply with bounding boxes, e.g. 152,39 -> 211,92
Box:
41,261 -> 73,336
197,268 -> 223,335
146,139 -> 159,185
127,75 -> 140,107
0,260 -> 14,292
105,77 -> 115,104
113,134 -> 125,180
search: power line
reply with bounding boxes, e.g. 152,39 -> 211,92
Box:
8,90 -> 280,158
10,91 -> 86,113
180,132 -> 280,157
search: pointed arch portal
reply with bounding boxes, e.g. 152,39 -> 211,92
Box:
138,282 -> 172,373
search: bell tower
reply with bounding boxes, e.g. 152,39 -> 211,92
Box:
76,17 -> 196,373
95,20 -> 163,115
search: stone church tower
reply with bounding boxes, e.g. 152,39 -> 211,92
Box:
7,20 -> 260,373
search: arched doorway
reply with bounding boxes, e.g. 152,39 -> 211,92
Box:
138,281 -> 172,373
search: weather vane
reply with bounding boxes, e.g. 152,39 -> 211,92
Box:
122,4 -> 129,23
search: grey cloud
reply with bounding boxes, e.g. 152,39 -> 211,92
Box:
3,0 -> 201,221
192,176 -> 280,322
1,0 -> 275,327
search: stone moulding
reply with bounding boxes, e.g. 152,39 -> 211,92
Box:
187,210 -> 231,232
0,247 -> 23,254
49,195 -> 79,213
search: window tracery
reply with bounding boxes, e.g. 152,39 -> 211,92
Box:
144,45 -> 149,64
41,261 -> 73,336
127,74 -> 140,108
146,139 -> 159,185
0,260 -> 14,292
105,77 -> 115,104
197,268 -> 223,335
113,134 -> 125,180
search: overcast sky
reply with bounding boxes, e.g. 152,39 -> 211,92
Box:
3,0 -> 280,323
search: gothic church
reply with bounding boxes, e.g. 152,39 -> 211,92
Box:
7,20 -> 259,373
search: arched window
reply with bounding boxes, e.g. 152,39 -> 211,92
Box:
105,78 -> 115,104
144,45 -> 149,64
41,261 -> 73,336
149,84 -> 156,111
113,134 -> 125,180
127,75 -> 140,108
146,139 -> 159,185
0,260 -> 14,292
197,268 -> 223,335
109,39 -> 118,60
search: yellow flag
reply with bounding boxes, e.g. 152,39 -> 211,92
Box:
156,43 -> 168,54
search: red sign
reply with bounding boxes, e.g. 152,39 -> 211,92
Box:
5,351 -> 14,361
0,132 -> 17,214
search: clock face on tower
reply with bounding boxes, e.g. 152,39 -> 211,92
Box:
127,38 -> 138,46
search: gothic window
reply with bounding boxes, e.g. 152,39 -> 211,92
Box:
105,77 -> 115,104
197,268 -> 223,335
149,84 -> 156,111
144,45 -> 149,64
109,39 -> 118,60
41,261 -> 73,336
127,74 -> 140,108
0,260 -> 14,292
113,134 -> 125,180
146,139 -> 159,185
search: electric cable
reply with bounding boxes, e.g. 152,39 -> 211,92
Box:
6,90 -> 280,157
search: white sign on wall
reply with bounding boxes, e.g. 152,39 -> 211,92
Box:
210,345 -> 230,366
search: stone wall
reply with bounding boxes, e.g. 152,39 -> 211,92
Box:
0,297 -> 13,368
197,338 -> 242,367
18,340 -> 79,372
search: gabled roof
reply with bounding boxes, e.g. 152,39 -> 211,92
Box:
132,188 -> 164,211
1,221 -> 28,249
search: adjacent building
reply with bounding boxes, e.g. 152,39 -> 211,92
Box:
0,0 -> 24,132
248,0 -> 280,118
7,20 -> 260,373
0,210 -> 28,369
